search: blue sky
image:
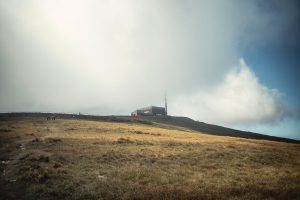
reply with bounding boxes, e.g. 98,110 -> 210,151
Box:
236,11 -> 300,140
244,46 -> 300,106
0,0 -> 299,140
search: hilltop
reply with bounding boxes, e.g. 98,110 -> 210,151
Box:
0,114 -> 299,199
1,112 -> 299,143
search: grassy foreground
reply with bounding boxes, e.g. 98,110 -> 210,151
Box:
0,117 -> 299,200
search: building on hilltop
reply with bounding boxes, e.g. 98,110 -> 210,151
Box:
131,106 -> 166,116
131,95 -> 168,116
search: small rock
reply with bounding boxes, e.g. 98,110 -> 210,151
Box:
97,175 -> 106,179
1,160 -> 10,165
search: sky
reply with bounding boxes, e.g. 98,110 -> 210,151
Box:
0,0 -> 299,140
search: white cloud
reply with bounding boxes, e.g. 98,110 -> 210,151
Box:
170,59 -> 285,126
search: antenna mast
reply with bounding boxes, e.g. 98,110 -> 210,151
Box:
165,92 -> 168,115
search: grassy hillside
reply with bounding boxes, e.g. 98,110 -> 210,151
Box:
0,117 -> 300,199
1,113 -> 298,143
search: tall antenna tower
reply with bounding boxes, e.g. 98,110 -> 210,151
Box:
165,92 -> 168,115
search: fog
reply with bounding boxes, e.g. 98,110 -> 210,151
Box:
0,0 -> 299,128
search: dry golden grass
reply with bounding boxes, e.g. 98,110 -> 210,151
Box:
0,117 -> 299,200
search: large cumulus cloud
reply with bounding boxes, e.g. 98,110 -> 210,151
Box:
170,59 -> 286,125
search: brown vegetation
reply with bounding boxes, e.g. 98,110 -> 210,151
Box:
0,117 -> 299,199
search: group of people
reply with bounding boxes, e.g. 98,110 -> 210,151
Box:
46,116 -> 56,120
